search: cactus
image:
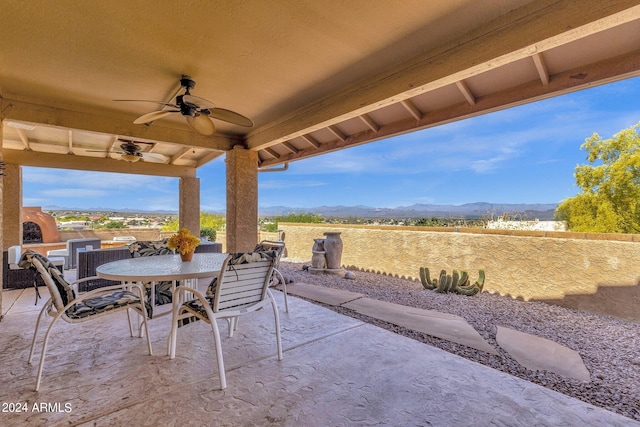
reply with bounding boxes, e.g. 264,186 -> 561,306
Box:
475,269 -> 485,291
437,269 -> 450,292
458,270 -> 469,287
449,270 -> 459,293
419,267 -> 484,296
419,267 -> 437,290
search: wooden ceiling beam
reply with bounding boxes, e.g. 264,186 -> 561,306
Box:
247,1 -> 640,151
259,48 -> 640,168
171,146 -> 192,164
15,128 -> 30,150
327,125 -> 347,142
532,53 -> 550,85
456,81 -> 476,105
400,99 -> 423,120
0,96 -> 240,152
300,134 -> 321,149
264,147 -> 281,159
281,141 -> 299,154
2,149 -> 196,177
359,114 -> 380,132
67,130 -> 73,154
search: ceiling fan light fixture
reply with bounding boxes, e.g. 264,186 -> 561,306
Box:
121,153 -> 142,162
187,114 -> 215,135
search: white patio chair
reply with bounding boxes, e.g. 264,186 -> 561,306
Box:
169,251 -> 283,390
20,251 -> 152,391
254,240 -> 289,312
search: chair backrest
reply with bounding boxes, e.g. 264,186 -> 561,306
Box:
211,251 -> 277,313
253,241 -> 285,266
19,250 -> 75,312
129,239 -> 173,257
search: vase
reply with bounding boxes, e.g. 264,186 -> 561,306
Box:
180,250 -> 194,262
311,251 -> 327,269
323,232 -> 343,269
312,238 -> 325,252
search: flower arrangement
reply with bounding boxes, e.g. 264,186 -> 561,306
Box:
167,227 -> 201,255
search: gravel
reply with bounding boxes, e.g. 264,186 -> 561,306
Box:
278,261 -> 640,421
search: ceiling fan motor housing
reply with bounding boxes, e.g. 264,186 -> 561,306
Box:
180,75 -> 196,90
176,95 -> 199,117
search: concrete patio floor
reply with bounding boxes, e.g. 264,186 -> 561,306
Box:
1,283 -> 637,426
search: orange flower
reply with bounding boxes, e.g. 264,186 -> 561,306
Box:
167,228 -> 201,255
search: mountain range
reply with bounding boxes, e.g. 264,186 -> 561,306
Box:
45,202 -> 559,220
258,202 -> 559,220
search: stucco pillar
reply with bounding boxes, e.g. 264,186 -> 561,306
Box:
0,119 -> 4,315
3,164 -> 22,248
226,145 -> 258,252
179,176 -> 200,237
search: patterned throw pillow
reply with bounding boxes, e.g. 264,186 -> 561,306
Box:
19,250 -> 76,309
128,239 -> 174,257
128,239 -> 176,318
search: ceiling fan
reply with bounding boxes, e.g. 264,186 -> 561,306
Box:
88,140 -> 167,163
115,75 -> 253,135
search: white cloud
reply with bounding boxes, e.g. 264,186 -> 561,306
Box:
259,180 -> 326,190
39,188 -> 111,198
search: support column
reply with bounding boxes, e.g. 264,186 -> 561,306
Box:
226,145 -> 258,252
179,176 -> 200,237
0,119 -> 4,316
2,164 -> 22,247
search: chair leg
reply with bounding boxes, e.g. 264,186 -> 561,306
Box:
35,314 -> 63,391
225,318 -> 234,337
274,269 -> 289,313
168,303 -> 180,358
126,308 -> 135,337
28,302 -> 50,364
137,306 -> 153,355
267,289 -> 284,361
211,320 -> 227,389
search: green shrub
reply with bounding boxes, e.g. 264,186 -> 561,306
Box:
200,226 -> 217,242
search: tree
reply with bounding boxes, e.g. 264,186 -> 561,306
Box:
161,212 -> 226,234
556,122 -> 640,233
260,212 -> 324,232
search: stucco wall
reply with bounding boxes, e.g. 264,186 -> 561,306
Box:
280,223 -> 640,321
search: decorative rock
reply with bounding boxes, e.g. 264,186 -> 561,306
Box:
281,273 -> 295,284
344,271 -> 356,280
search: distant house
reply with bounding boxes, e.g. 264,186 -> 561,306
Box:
487,219 -> 566,232
58,220 -> 91,230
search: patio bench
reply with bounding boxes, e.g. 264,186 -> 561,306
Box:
46,238 -> 102,269
76,247 -> 131,292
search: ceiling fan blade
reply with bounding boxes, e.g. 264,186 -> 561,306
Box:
181,94 -> 216,109
186,115 -> 215,135
141,152 -> 167,163
133,110 -> 177,124
206,108 -> 254,127
114,99 -> 178,108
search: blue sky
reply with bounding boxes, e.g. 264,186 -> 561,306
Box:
23,76 -> 640,212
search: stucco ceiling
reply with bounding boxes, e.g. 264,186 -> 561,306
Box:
1,0 -> 639,175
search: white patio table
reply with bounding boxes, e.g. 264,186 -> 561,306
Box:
96,252 -> 228,319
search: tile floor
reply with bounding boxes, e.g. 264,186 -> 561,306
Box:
0,282 -> 637,426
